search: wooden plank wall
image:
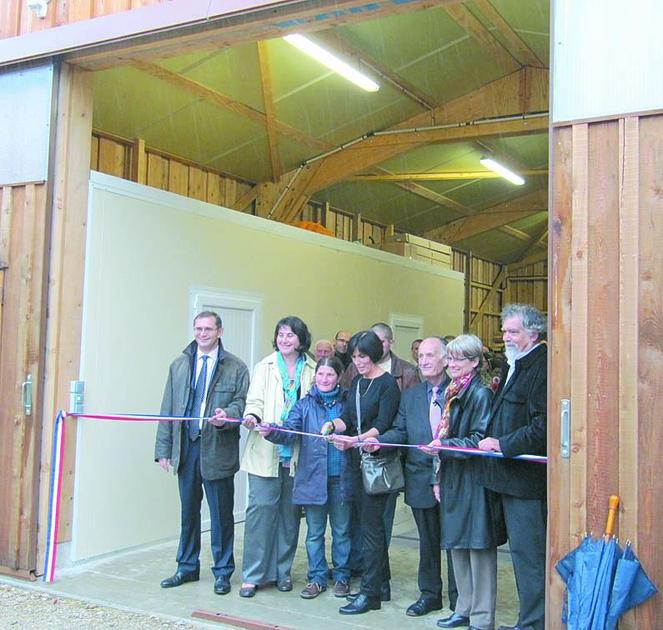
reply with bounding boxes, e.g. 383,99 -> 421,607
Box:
0,184 -> 49,577
506,261 -> 548,314
547,113 -> 663,629
0,0 -> 163,39
451,251 -> 549,346
452,252 -> 504,347
91,131 -> 384,245
90,131 -> 254,210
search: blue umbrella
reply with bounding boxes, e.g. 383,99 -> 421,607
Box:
556,496 -> 622,629
606,541 -> 658,629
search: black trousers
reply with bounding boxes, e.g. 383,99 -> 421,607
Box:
501,494 -> 546,630
412,505 -> 458,608
177,436 -> 235,578
358,490 -> 391,598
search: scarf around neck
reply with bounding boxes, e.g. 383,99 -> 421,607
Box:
276,352 -> 306,461
436,371 -> 474,440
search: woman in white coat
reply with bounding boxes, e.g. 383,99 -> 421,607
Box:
239,315 -> 316,598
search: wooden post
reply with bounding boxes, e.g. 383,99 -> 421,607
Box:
352,212 -> 362,243
131,137 -> 147,184
36,63 -> 93,570
463,251 -> 472,332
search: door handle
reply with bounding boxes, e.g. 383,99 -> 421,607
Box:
22,374 -> 33,416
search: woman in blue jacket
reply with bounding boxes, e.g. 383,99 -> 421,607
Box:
259,356 -> 353,600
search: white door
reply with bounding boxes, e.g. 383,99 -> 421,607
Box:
389,313 -> 424,364
191,289 -> 262,521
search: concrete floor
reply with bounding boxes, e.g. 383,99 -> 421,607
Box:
35,498 -> 520,629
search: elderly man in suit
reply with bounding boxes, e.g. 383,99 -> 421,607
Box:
364,336 -> 458,617
478,304 -> 547,630
155,311 -> 250,595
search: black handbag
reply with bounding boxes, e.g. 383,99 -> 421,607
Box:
356,383 -> 404,495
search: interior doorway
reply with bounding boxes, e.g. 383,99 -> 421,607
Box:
191,288 -> 263,521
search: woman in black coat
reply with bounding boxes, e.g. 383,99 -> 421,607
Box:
425,334 -> 505,630
321,330 -> 401,616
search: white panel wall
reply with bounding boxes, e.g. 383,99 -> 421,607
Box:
72,172 -> 464,561
553,0 -> 663,123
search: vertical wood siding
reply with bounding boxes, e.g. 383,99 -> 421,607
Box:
0,183 -> 49,575
548,113 -> 663,629
0,0 -> 163,39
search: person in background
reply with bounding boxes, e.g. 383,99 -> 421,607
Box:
259,356 -> 353,600
314,339 -> 334,362
478,304 -> 547,630
341,322 -> 417,391
424,334 -> 505,630
411,338 -> 423,363
156,311 -> 249,596
334,330 -> 352,369
238,316 -> 316,598
364,337 -> 458,617
325,330 -> 401,615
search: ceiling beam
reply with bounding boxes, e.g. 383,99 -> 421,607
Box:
314,31 -> 438,112
350,169 -> 548,181
425,187 -> 548,243
130,59 -> 329,153
303,114 -> 548,195
506,224 -> 548,263
444,3 -> 519,74
257,41 -> 282,181
471,0 -> 546,68
389,178 -> 471,214
500,224 -> 537,242
272,66 -> 548,221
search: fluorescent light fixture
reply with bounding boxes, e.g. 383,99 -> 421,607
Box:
479,157 -> 525,185
284,33 -> 379,92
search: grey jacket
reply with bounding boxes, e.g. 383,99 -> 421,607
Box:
154,340 -> 250,480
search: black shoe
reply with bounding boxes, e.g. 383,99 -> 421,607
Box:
498,626 -> 521,630
437,612 -> 471,628
277,577 -> 293,592
339,593 -> 381,615
406,596 -> 443,617
214,575 -> 231,595
238,584 -> 256,598
160,570 -> 199,588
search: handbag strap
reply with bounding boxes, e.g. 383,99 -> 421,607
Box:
355,380 -> 362,435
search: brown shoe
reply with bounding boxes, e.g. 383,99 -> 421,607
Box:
300,582 -> 326,599
333,580 -> 351,597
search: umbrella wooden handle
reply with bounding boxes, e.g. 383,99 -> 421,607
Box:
604,495 -> 620,537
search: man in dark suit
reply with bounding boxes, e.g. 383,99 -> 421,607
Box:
155,311 -> 249,595
365,336 -> 458,617
478,304 -> 547,630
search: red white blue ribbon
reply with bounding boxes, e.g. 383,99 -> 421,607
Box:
42,410 -> 546,582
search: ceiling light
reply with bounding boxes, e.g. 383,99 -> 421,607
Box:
283,34 -> 379,92
479,157 -> 525,185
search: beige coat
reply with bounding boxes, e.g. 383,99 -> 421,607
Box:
240,351 -> 316,477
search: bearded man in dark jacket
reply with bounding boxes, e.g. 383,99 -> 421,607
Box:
478,304 -> 547,630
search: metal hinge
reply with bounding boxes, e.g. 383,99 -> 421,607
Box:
560,399 -> 570,458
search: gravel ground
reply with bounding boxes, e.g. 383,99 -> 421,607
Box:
0,583 -> 204,629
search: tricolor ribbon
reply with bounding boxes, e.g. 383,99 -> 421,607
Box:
43,410 -> 546,582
